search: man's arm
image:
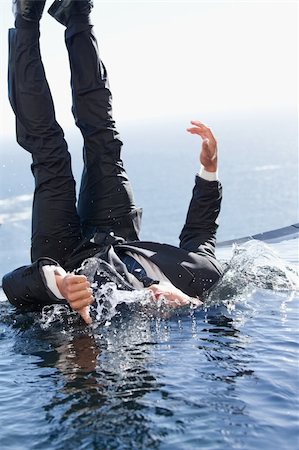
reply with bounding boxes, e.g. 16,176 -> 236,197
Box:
43,266 -> 94,324
2,258 -> 94,325
179,121 -> 222,256
2,258 -> 67,310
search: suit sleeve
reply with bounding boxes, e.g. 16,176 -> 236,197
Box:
2,258 -> 67,311
179,175 -> 222,257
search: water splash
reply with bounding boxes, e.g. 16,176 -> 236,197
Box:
39,257 -> 191,330
92,282 -> 151,326
208,240 -> 299,309
40,241 -> 298,328
76,257 -> 153,325
40,304 -> 79,330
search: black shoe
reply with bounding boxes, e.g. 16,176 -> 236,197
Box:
12,0 -> 46,22
48,0 -> 93,26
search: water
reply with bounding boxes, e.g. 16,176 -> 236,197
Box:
0,241 -> 298,449
0,115 -> 299,449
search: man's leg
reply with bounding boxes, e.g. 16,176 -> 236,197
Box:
8,21 -> 81,264
63,18 -> 141,241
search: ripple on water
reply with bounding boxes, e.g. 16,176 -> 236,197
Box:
0,240 -> 298,449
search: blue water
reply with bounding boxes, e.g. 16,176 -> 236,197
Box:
0,114 -> 298,449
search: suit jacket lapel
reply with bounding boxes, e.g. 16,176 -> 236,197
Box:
115,241 -> 208,296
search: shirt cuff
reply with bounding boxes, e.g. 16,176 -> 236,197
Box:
42,265 -> 67,299
198,167 -> 218,181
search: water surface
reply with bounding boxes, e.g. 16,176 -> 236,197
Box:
0,115 -> 298,449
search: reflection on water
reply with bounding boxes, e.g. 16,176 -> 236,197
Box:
0,240 -> 298,449
5,311 -> 162,449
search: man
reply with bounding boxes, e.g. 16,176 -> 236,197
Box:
2,0 -> 223,325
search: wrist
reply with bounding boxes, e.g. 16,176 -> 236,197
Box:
199,166 -> 218,181
42,265 -> 66,299
55,274 -> 65,298
203,163 -> 217,172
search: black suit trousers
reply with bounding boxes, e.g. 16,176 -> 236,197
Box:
8,24 -> 140,265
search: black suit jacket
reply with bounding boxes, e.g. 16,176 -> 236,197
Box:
115,240 -> 222,297
106,175 -> 222,297
2,176 -> 223,308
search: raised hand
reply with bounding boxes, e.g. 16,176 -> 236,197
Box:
187,120 -> 218,172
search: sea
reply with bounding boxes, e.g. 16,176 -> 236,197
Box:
0,112 -> 298,450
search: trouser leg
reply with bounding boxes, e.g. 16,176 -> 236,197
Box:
65,24 -> 141,241
8,27 -> 81,264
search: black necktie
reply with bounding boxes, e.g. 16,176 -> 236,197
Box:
120,253 -> 159,288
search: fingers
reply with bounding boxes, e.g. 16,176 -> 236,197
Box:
190,120 -> 206,127
78,306 -> 93,325
189,297 -> 203,307
62,274 -> 94,312
187,120 -> 208,134
67,277 -> 94,325
168,297 -> 190,307
147,284 -> 191,308
64,274 -> 89,289
67,283 -> 93,302
64,275 -> 90,295
187,120 -> 217,144
189,120 -> 211,131
70,294 -> 94,311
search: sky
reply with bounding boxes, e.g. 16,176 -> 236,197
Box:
0,0 -> 297,138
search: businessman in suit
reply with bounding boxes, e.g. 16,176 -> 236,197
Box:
3,0 -> 223,324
